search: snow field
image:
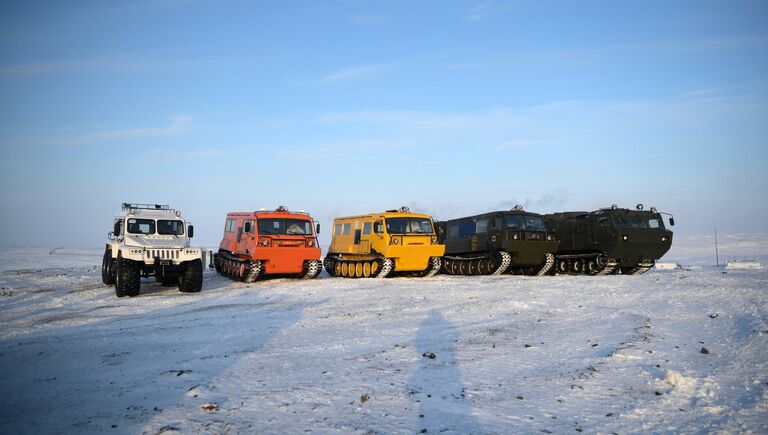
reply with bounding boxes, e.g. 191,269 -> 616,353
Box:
0,249 -> 766,433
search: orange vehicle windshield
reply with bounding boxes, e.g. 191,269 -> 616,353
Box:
257,218 -> 312,236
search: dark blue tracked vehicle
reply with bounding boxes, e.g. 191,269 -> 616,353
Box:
545,204 -> 674,275
436,206 -> 559,276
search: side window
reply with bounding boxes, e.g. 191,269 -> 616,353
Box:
114,219 -> 124,236
334,223 -> 342,235
648,219 -> 660,228
459,220 -> 475,237
343,223 -> 351,235
448,224 -> 460,238
362,222 -> 372,235
374,220 -> 383,234
243,220 -> 252,233
226,219 -> 237,232
476,219 -> 489,234
598,217 -> 608,227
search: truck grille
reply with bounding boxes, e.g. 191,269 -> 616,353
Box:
146,249 -> 179,260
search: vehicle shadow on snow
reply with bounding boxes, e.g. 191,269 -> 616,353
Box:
408,309 -> 482,434
0,286 -> 325,434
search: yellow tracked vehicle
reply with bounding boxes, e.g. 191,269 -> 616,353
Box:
324,207 -> 445,278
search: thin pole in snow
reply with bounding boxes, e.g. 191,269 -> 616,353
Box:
714,226 -> 719,268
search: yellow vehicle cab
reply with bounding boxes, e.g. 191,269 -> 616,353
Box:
324,207 -> 445,278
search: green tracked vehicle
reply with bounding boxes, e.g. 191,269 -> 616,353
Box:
545,204 -> 674,275
435,206 -> 559,276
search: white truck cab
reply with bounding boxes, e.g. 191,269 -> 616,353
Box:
102,203 -> 206,297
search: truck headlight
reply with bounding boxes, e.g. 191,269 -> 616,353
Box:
307,239 -> 314,247
185,249 -> 198,254
129,248 -> 143,254
260,238 -> 270,247
546,235 -> 552,241
391,236 -> 401,245
431,236 -> 437,244
513,234 -> 519,240
622,235 -> 629,241
661,236 -> 667,242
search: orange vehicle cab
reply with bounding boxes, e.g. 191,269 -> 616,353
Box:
214,206 -> 322,281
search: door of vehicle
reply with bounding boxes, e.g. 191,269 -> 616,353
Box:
358,221 -> 372,253
239,219 -> 253,253
236,220 -> 245,253
594,214 -> 612,246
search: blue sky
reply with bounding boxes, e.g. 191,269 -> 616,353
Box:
1,0 -> 767,247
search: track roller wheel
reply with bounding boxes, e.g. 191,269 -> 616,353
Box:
571,259 -> 584,274
468,260 -> 478,275
458,261 -> 468,275
475,258 -> 487,275
586,259 -> 600,275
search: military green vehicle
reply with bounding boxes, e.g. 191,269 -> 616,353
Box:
435,206 -> 559,276
545,204 -> 674,275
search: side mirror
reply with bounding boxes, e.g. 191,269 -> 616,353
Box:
669,217 -> 675,227
113,221 -> 120,236
188,225 -> 194,238
316,223 -> 321,234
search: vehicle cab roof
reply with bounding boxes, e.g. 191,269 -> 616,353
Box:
226,207 -> 313,220
334,208 -> 433,222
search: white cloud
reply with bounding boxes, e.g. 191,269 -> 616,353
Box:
319,62 -> 398,84
58,115 -> 192,146
466,2 -> 492,21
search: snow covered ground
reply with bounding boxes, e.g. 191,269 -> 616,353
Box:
1,247 -> 767,434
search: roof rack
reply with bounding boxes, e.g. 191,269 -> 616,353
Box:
254,206 -> 310,216
122,203 -> 177,213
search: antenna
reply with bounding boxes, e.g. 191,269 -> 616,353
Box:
714,226 -> 719,268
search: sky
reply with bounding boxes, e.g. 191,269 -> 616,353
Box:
1,0 -> 767,248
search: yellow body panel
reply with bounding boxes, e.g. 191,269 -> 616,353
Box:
328,210 -> 446,272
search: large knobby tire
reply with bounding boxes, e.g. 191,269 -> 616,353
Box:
179,260 -> 203,293
102,250 -> 116,285
115,257 -> 140,297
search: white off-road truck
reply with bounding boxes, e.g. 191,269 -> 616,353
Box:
102,203 -> 206,297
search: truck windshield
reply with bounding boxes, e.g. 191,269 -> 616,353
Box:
386,218 -> 433,234
157,220 -> 184,235
258,218 -> 312,235
127,218 -> 155,235
505,214 -> 547,231
613,215 -> 664,229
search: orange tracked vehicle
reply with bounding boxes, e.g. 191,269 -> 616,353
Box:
213,206 -> 322,282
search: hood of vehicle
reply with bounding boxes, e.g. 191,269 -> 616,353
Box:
123,235 -> 187,249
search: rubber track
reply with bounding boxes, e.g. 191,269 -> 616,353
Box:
492,251 -> 511,276
536,253 -> 555,276
627,261 -> 655,275
375,258 -> 393,278
216,252 -> 262,283
442,251 -> 510,276
301,260 -> 322,279
422,257 -> 441,278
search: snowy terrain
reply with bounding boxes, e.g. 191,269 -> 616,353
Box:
1,247 -> 767,434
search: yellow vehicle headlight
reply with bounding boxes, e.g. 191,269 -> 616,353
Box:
431,236 -> 437,244
391,236 -> 401,245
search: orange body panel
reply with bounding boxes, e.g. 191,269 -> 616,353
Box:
218,210 -> 321,275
